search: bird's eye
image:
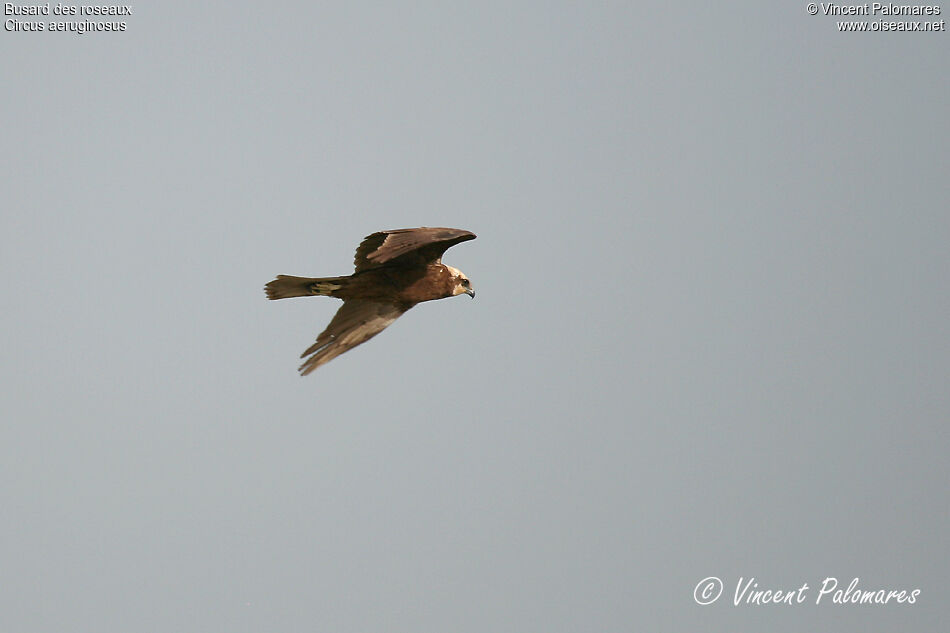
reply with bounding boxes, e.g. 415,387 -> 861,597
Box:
462,279 -> 470,286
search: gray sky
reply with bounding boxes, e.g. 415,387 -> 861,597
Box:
1,2 -> 947,631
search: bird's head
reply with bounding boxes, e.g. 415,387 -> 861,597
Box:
445,265 -> 475,299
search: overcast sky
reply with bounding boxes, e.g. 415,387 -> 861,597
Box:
1,2 -> 947,631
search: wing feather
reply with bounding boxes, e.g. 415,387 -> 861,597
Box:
298,300 -> 406,375
353,227 -> 475,272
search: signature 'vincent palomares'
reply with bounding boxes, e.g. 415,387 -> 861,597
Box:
265,227 -> 477,375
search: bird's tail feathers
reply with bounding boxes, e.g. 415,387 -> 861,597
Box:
265,275 -> 349,300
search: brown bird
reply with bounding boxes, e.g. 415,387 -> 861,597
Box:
265,227 -> 477,375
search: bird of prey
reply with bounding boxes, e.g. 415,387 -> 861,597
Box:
265,227 -> 477,375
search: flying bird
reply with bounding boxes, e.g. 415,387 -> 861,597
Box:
265,227 -> 477,375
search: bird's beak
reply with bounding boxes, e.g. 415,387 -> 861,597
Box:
466,288 -> 475,299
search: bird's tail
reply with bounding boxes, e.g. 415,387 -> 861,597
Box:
264,275 -> 350,300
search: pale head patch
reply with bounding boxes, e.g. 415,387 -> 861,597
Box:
445,265 -> 473,296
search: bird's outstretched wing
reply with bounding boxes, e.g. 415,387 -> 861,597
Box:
353,227 -> 476,272
298,300 -> 407,375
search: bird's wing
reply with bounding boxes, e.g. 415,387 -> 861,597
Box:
298,300 -> 407,375
353,227 -> 476,272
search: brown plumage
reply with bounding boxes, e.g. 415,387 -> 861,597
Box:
265,227 -> 477,375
